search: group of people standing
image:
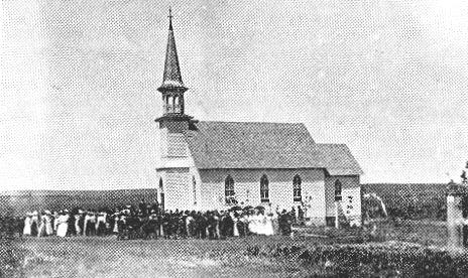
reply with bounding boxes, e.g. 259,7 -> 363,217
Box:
20,200 -> 299,240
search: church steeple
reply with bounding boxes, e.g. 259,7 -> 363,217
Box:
157,8 -> 189,118
159,8 -> 186,92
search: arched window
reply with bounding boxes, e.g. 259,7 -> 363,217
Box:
335,179 -> 342,201
260,174 -> 269,203
293,175 -> 302,202
192,176 -> 197,205
225,175 -> 235,204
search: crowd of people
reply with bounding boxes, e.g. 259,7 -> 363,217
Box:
16,200 -> 301,240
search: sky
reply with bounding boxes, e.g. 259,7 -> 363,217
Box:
1,0 -> 468,190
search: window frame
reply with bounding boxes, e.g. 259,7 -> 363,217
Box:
293,174 -> 302,202
260,174 -> 270,203
225,175 -> 235,204
335,179 -> 342,201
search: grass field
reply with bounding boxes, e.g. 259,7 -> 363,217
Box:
5,220 -> 452,278
17,236 -> 326,278
362,183 -> 447,220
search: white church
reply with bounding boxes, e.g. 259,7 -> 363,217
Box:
155,12 -> 363,226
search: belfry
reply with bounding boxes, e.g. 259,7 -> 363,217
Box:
156,8 -> 194,127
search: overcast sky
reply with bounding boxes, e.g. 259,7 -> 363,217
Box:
2,0 -> 468,190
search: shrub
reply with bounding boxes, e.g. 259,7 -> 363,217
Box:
245,242 -> 468,277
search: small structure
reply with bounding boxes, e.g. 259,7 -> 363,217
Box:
446,180 -> 468,249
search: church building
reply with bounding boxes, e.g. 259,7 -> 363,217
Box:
155,12 -> 363,226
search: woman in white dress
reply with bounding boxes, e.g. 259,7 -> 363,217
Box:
30,211 -> 39,236
247,212 -> 256,235
232,212 -> 239,237
23,213 -> 32,236
264,213 -> 275,236
37,212 -> 47,237
251,211 -> 264,235
256,212 -> 267,236
53,211 -> 59,233
57,211 -> 69,237
112,211 -> 120,234
45,210 -> 54,236
74,210 -> 83,236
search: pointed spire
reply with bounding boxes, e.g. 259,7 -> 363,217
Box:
158,8 -> 186,92
168,7 -> 173,31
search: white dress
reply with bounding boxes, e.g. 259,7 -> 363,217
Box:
96,213 -> 106,230
256,215 -> 267,235
112,215 -> 119,234
74,215 -> 82,235
57,214 -> 69,237
264,215 -> 275,236
23,216 -> 31,236
38,215 -> 47,237
54,214 -> 59,231
248,215 -> 256,234
45,215 -> 54,236
233,216 -> 239,237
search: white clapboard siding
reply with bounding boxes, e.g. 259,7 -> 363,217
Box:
168,133 -> 187,157
166,171 -> 189,210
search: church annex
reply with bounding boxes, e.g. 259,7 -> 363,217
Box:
155,12 -> 363,226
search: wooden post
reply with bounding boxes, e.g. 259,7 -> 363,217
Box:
447,194 -> 464,250
335,201 -> 339,229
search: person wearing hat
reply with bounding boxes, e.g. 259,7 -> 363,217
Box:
64,209 -> 76,236
44,210 -> 54,236
84,210 -> 96,236
112,208 -> 120,235
96,210 -> 107,236
74,210 -> 83,236
139,199 -> 147,217
122,205 -> 132,217
279,209 -> 292,236
37,210 -> 47,237
53,211 -> 59,234
23,212 -> 32,236
57,210 -> 69,238
29,210 -> 38,236
143,209 -> 159,239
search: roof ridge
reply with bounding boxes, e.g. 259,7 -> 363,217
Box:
198,120 -> 305,125
316,143 -> 348,146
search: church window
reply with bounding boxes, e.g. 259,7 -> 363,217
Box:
293,175 -> 302,202
174,96 -> 179,113
335,179 -> 342,201
192,176 -> 197,205
260,174 -> 269,203
167,96 -> 173,112
225,175 -> 235,204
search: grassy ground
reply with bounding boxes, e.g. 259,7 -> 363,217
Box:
12,220 -> 451,277
296,219 -> 448,246
18,236 -> 326,278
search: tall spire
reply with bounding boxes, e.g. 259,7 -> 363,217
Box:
158,8 -> 186,92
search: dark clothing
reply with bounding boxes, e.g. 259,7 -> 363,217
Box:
221,215 -> 234,238
195,214 -> 207,239
279,214 -> 292,236
139,202 -> 147,216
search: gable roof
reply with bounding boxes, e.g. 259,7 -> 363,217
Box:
316,144 -> 364,176
185,121 -> 362,175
